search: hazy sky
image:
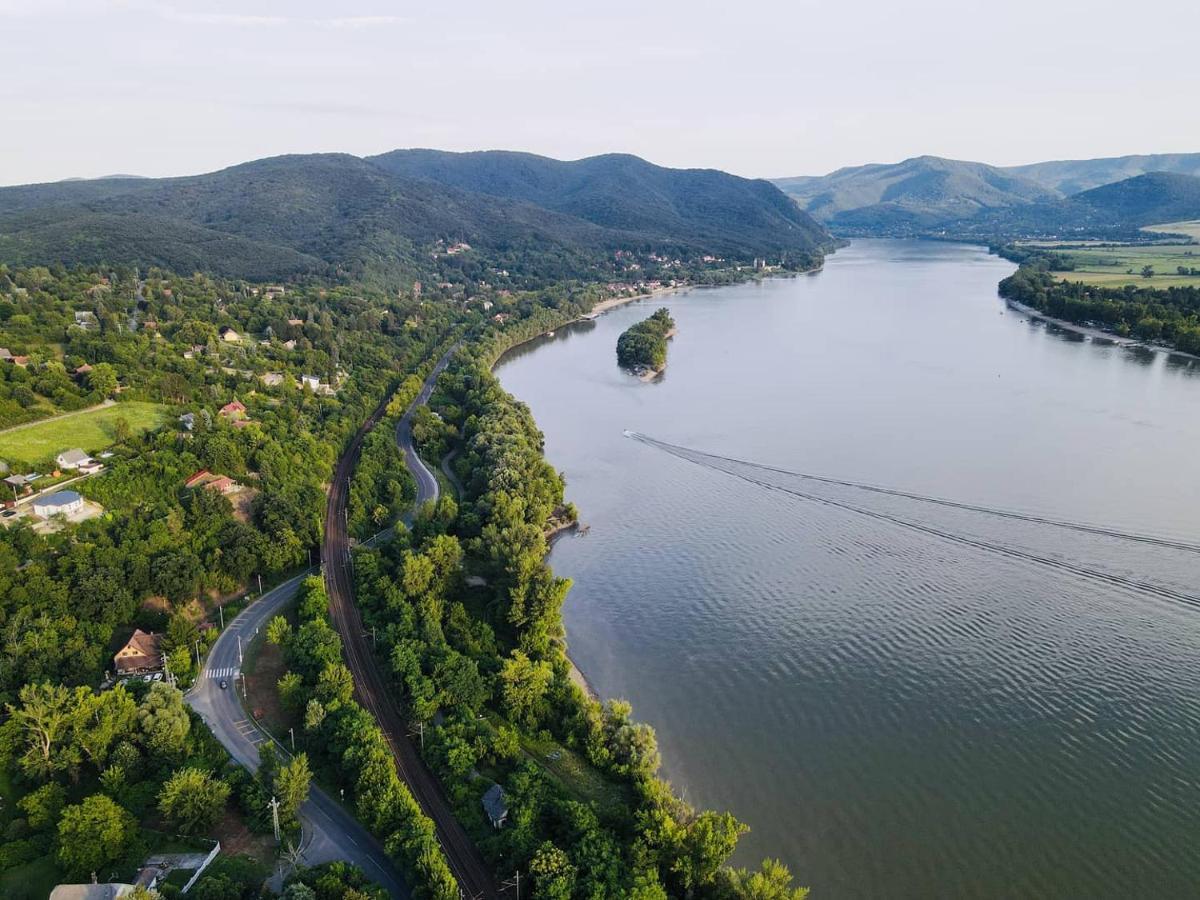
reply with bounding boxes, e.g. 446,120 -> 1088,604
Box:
2,0 -> 1197,186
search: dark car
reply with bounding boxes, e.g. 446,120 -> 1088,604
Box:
219,679 -> 228,690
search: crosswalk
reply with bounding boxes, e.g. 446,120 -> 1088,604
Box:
208,666 -> 239,679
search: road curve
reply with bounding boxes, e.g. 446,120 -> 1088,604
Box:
186,574 -> 409,898
323,347 -> 502,899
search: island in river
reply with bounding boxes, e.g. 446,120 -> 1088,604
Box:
616,307 -> 677,379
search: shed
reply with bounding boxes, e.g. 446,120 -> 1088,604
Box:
32,490 -> 84,519
482,783 -> 509,829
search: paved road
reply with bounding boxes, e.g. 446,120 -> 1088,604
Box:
324,347 -> 502,899
187,574 -> 409,898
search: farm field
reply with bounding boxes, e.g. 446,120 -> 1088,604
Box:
1143,220 -> 1200,242
0,400 -> 170,466
1026,242 -> 1200,288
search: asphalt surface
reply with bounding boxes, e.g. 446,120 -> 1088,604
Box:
187,573 -> 409,898
324,347 -> 503,900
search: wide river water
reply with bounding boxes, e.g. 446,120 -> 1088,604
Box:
493,240 -> 1200,898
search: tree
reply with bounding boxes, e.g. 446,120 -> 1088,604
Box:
316,661 -> 355,706
1141,265 -> 1155,278
673,812 -> 748,894
498,650 -> 553,727
86,363 -> 118,397
277,672 -> 306,715
71,684 -> 138,770
267,615 -> 293,646
57,793 -> 135,877
304,698 -> 327,732
137,682 -> 191,758
113,416 -> 131,444
17,781 -> 65,830
159,767 -> 232,834
529,841 -> 576,900
275,752 -> 312,829
8,682 -> 77,778
722,858 -> 810,900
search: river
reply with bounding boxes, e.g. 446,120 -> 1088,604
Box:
493,239 -> 1200,898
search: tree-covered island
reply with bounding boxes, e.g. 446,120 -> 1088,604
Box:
616,307 -> 677,375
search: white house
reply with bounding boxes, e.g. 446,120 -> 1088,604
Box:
32,490 -> 84,519
56,448 -> 92,469
301,374 -> 321,391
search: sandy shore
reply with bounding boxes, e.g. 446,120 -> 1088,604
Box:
1006,298 -> 1200,362
586,284 -> 690,317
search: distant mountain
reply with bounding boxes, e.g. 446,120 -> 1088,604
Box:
0,151 -> 830,280
950,172 -> 1200,239
772,156 -> 1059,233
1004,153 -> 1200,195
369,149 -> 830,258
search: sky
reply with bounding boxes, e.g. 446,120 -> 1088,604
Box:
2,0 -> 1198,186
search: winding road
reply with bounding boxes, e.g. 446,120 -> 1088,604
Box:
323,347 -> 502,899
186,574 -> 409,898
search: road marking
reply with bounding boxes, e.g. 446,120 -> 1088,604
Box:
208,666 -> 239,679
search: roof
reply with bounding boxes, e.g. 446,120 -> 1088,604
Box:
203,475 -> 236,492
115,629 -> 163,672
482,783 -> 508,823
50,885 -> 135,900
33,490 -> 82,509
57,448 -> 91,466
219,400 -> 246,415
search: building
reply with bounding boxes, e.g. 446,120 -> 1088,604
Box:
179,412 -> 196,431
219,326 -> 242,343
50,884 -> 136,900
204,475 -> 238,494
75,363 -> 93,375
301,374 -> 321,391
184,469 -> 216,489
287,318 -> 304,326
56,448 -> 93,469
218,399 -> 246,420
482,783 -> 509,829
72,310 -> 100,330
32,490 -> 84,519
260,372 -> 284,387
113,629 -> 163,675
283,339 -> 297,351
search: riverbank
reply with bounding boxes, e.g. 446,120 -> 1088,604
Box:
1004,297 -> 1200,362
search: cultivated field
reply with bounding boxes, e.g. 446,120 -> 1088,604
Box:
0,401 -> 169,466
1035,243 -> 1200,288
1143,220 -> 1200,242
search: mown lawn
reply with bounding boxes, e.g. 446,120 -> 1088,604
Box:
0,401 -> 170,467
1042,242 -> 1200,288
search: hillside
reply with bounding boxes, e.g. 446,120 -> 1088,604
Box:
772,155 -> 1059,233
952,172 -> 1200,238
1005,153 -> 1200,195
369,149 -> 830,259
0,151 -> 831,280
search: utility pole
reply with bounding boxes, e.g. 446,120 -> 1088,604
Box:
257,573 -> 263,595
194,640 -> 201,673
289,727 -> 295,751
417,722 -> 424,752
240,671 -> 247,699
237,635 -> 243,665
501,870 -> 521,900
269,795 -> 281,843
218,604 -> 224,630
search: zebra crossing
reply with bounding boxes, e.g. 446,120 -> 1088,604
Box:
208,666 -> 239,679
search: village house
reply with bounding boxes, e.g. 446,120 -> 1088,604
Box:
218,399 -> 247,421
32,490 -> 84,519
56,448 -> 92,470
72,310 -> 99,330
287,317 -> 304,326
300,374 -> 321,391
219,326 -> 242,343
264,285 -> 286,299
283,339 -> 297,351
113,629 -> 163,675
482,783 -> 509,828
74,363 -> 93,376
179,412 -> 196,431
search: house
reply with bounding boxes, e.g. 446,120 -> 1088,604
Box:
204,475 -> 238,494
287,318 -> 304,326
301,374 -> 321,391
10,355 -> 28,367
32,490 -> 84,519
74,363 -> 93,376
179,412 -> 196,431
0,348 -> 11,362
113,629 -> 163,674
72,310 -> 99,330
231,418 -> 253,429
283,339 -> 297,351
50,884 -> 136,900
482,784 -> 508,828
218,400 -> 246,420
78,460 -> 104,475
264,285 -> 286,299
219,326 -> 242,343
184,469 -> 216,489
56,448 -> 92,469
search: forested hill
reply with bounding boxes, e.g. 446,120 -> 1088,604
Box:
1005,152 -> 1200,195
772,155 -> 1059,232
0,151 -> 831,281
367,149 -> 832,257
949,172 -> 1200,239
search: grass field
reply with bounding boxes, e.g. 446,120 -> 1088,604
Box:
1032,243 -> 1200,288
1143,220 -> 1200,242
0,401 -> 170,467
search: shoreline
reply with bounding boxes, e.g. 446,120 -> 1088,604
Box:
1004,297 -> 1200,362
